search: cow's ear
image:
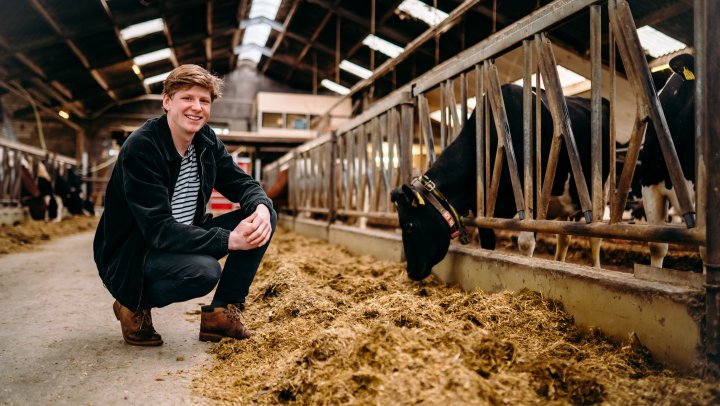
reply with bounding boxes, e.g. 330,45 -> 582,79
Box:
402,184 -> 425,207
669,54 -> 695,81
391,185 -> 425,206
390,187 -> 403,204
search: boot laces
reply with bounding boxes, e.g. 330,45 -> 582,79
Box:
226,304 -> 247,324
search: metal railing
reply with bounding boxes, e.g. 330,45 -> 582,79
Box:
0,138 -> 77,207
266,0 -> 704,245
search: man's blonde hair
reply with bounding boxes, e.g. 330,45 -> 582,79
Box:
162,64 -> 224,101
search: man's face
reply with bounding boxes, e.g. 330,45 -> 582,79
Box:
163,85 -> 212,138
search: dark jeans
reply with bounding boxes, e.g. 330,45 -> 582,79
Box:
139,208 -> 277,309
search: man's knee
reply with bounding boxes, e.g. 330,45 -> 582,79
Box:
192,256 -> 222,291
270,208 -> 278,231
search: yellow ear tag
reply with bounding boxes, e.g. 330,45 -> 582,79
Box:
683,67 -> 695,81
413,191 -> 425,206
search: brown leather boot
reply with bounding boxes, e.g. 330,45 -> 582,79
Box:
112,300 -> 163,346
199,304 -> 253,342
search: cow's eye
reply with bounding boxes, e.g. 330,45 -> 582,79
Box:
404,222 -> 414,234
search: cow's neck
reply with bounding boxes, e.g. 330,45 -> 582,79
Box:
422,132 -> 476,216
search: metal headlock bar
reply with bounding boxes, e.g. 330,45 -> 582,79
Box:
483,61 -> 525,220
536,33 -> 593,224
0,139 -> 78,206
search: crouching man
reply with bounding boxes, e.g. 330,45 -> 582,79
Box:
93,64 -> 276,346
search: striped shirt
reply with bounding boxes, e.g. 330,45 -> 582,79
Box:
171,143 -> 200,225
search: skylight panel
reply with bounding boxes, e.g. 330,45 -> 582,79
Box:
133,48 -> 172,66
362,34 -> 404,58
339,60 -> 372,79
512,65 -> 586,89
237,0 -> 282,64
321,79 -> 350,95
249,0 -> 282,19
238,24 -> 272,63
397,0 -> 448,26
120,18 -> 164,40
143,71 -> 170,86
636,26 -> 687,58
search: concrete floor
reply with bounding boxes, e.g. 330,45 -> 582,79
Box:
0,231 -> 215,405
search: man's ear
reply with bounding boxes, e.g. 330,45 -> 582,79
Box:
162,93 -> 171,111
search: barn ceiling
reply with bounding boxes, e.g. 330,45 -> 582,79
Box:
0,0 -> 695,126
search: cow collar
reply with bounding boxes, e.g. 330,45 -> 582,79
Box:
411,175 -> 471,244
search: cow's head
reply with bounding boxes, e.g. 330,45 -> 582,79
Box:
669,53 -> 694,80
391,184 -> 451,281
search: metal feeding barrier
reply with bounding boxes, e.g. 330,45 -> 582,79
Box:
0,138 -> 77,207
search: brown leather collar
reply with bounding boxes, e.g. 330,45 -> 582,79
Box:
411,176 -> 471,244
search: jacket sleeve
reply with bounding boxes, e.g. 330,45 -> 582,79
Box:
211,136 -> 274,216
121,136 -> 230,256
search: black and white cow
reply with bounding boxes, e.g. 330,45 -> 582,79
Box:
391,83 -> 610,281
36,162 -> 63,222
639,53 -> 697,268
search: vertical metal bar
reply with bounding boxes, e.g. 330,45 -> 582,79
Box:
460,72 -> 468,128
695,0 -> 706,241
381,113 -> 390,208
475,63 -> 485,218
347,130 -> 355,210
486,146 -> 505,218
302,151 -> 309,209
330,138 -> 337,219
359,124 -> 369,211
290,152 -> 297,212
538,33 -> 592,222
388,108 -> 396,193
699,0 -> 720,366
418,94 -> 437,165
485,62 -> 526,218
400,101 -> 414,184
590,5 -> 603,222
336,135 -> 344,209
440,82 -> 447,149
446,79 -> 461,140
312,149 -> 319,208
484,63 -> 491,210
610,116 -> 646,223
535,36 -> 542,218
523,39 -> 534,220
608,8 -> 617,223
534,37 -> 560,220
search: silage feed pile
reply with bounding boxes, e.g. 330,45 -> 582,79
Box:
0,216 -> 98,254
195,229 -> 718,405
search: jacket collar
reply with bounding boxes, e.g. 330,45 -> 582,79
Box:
157,114 -> 216,162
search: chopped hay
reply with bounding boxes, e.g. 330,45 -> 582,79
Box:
0,216 -> 98,255
194,229 -> 719,405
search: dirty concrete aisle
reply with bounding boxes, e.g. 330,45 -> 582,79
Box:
0,230 -> 215,405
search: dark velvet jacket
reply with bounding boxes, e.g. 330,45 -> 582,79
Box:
93,115 -> 273,309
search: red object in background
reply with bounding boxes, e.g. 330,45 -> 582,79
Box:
208,157 -> 252,214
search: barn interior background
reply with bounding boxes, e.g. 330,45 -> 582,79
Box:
0,0 -> 717,375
